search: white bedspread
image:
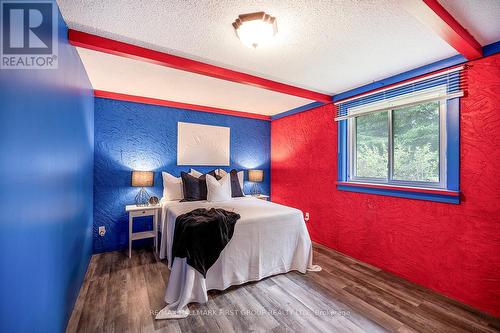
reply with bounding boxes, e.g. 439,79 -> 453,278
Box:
156,197 -> 314,319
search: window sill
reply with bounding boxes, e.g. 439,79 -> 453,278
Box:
336,181 -> 460,204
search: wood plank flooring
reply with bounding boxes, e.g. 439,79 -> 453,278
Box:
67,243 -> 500,333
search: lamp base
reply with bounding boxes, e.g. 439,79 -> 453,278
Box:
251,183 -> 261,196
135,187 -> 151,206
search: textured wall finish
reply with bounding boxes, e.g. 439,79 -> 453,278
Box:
94,98 -> 270,253
0,7 -> 94,333
271,54 -> 500,316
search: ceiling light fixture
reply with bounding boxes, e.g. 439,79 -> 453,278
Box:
232,12 -> 277,49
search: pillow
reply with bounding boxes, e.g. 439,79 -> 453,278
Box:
216,169 -> 227,177
190,168 -> 203,178
162,172 -> 183,201
229,169 -> 245,197
237,171 -> 244,193
206,174 -> 231,202
181,172 -> 207,201
181,170 -> 218,201
191,168 -> 221,180
218,169 -> 244,194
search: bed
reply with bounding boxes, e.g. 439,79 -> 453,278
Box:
156,196 -> 318,319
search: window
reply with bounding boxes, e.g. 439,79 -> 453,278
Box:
349,100 -> 445,188
335,67 -> 462,204
353,111 -> 388,179
393,102 -> 441,183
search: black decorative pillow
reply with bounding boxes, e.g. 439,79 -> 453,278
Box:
181,170 -> 218,201
230,169 -> 245,197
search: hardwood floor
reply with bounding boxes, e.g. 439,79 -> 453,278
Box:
67,243 -> 499,333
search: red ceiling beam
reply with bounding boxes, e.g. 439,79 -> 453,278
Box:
94,90 -> 271,121
402,0 -> 482,60
69,29 -> 331,103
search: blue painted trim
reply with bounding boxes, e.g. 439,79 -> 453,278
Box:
336,71 -> 461,118
271,101 -> 325,120
333,40 -> 500,103
337,185 -> 460,204
333,54 -> 466,102
447,98 -> 460,191
337,120 -> 348,182
483,41 -> 500,57
271,41 -> 500,121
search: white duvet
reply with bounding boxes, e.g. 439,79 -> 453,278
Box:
156,196 -> 316,319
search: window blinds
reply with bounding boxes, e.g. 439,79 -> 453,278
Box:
334,66 -> 465,121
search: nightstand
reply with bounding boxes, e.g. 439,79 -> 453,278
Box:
125,204 -> 160,258
253,194 -> 270,201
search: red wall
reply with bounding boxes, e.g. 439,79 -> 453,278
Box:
271,54 -> 500,317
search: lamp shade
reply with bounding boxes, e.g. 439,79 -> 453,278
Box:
131,171 -> 154,187
248,169 -> 263,182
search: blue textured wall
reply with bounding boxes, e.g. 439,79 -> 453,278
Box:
0,5 -> 94,333
94,98 -> 271,253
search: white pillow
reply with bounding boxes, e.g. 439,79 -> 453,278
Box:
216,169 -> 227,177
162,172 -> 183,201
206,174 -> 231,202
189,168 -> 203,178
216,169 -> 245,194
237,171 -> 244,194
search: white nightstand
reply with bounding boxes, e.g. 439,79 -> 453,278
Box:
125,204 -> 160,258
253,194 -> 270,201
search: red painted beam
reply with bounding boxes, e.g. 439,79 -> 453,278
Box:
69,29 -> 331,103
402,0 -> 482,60
94,90 -> 271,121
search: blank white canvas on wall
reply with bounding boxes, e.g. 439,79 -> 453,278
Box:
177,122 -> 230,166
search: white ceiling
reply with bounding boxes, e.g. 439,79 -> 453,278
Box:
439,0 -> 500,45
76,47 -> 311,116
58,0 -> 500,116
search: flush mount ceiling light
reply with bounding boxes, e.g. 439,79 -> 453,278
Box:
232,12 -> 277,49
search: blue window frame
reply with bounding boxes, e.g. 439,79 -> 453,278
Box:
336,70 -> 461,204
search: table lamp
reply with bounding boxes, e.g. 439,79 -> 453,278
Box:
248,169 -> 263,196
131,171 -> 154,206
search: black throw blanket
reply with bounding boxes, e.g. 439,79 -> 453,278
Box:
172,208 -> 241,278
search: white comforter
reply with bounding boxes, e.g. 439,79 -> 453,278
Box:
156,196 -> 314,319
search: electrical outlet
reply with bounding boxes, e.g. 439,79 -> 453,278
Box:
98,226 -> 106,237
304,212 -> 310,222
